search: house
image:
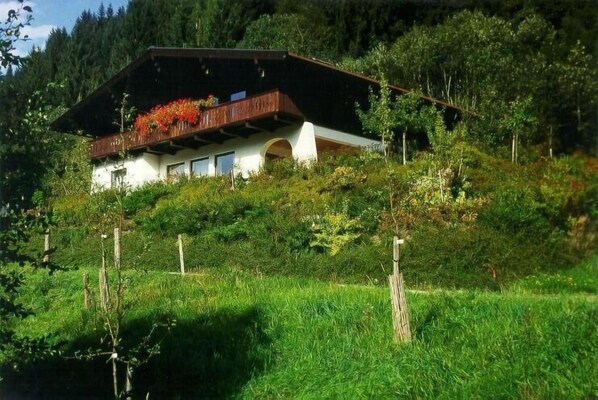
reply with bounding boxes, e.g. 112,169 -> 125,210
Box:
51,47 -> 459,190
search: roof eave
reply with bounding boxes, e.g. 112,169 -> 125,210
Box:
50,47 -> 290,133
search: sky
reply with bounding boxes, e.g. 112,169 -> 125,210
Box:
1,0 -> 130,58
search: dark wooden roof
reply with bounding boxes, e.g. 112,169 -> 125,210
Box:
52,47 -> 464,137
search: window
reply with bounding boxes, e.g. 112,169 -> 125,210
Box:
167,162 -> 185,176
111,168 -> 126,189
230,91 -> 246,101
215,152 -> 235,176
191,157 -> 209,177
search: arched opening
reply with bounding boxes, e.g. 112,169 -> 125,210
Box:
262,139 -> 293,163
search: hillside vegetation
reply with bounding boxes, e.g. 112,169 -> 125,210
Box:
33,146 -> 597,290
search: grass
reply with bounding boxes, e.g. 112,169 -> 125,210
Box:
2,256 -> 597,399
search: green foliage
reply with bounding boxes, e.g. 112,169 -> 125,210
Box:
479,185 -> 553,236
259,156 -> 302,179
309,202 -> 363,256
0,1 -> 32,68
44,135 -> 91,199
239,13 -> 333,59
356,76 -> 399,155
348,10 -> 597,154
510,255 -> 598,295
39,148 -> 597,289
324,166 -> 366,191
121,181 -> 175,216
357,78 -> 437,160
0,83 -> 67,206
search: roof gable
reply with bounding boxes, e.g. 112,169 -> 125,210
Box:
52,47 -> 463,136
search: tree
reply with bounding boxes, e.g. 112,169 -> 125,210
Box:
356,76 -> 399,157
501,97 -> 537,164
239,13 -> 333,59
346,10 -> 597,156
357,77 -> 432,163
0,0 -> 32,69
0,83 -> 67,205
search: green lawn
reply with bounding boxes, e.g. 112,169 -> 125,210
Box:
3,256 -> 597,399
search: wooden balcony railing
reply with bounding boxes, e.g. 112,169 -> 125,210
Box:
90,90 -> 302,159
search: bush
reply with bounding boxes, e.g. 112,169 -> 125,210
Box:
44,147 -> 596,289
478,186 -> 552,236
123,182 -> 174,216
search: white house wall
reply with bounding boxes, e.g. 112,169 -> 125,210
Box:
158,122 -> 317,178
92,152 -> 160,190
91,121 -> 380,190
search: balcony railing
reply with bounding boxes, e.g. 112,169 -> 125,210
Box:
90,89 -> 302,159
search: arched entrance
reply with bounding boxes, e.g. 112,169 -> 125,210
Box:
262,138 -> 293,163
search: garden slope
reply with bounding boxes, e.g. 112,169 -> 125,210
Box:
40,148 -> 598,289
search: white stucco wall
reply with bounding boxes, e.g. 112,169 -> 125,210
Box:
91,121 -> 381,190
158,121 -> 317,179
92,153 -> 160,190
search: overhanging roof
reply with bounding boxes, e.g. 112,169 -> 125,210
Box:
52,47 -> 466,137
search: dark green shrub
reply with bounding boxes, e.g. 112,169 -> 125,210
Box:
123,182 -> 174,216
478,186 -> 552,236
209,222 -> 251,242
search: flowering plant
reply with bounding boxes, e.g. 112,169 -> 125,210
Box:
133,95 -> 218,136
197,94 -> 218,110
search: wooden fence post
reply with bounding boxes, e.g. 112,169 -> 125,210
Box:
178,234 -> 185,276
393,237 -> 401,275
43,230 -> 50,264
114,227 -> 121,270
83,273 -> 91,309
124,361 -> 133,400
389,236 -> 411,343
99,234 -> 110,312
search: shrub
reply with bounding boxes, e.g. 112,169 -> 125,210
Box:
324,166 -> 366,191
123,182 -> 174,216
260,157 -> 301,179
310,202 -> 363,256
478,186 -> 552,236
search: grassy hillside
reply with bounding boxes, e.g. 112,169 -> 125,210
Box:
32,146 -> 597,289
6,146 -> 596,397
2,256 -> 597,399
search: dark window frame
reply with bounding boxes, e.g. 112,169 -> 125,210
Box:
190,157 -> 210,177
111,168 -> 127,189
166,162 -> 185,176
215,151 -> 235,176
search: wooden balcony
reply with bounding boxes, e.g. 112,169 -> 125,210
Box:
90,90 -> 303,160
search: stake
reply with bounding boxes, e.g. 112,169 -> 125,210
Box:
114,227 -> 121,271
178,234 -> 185,275
99,234 -> 110,312
389,273 -> 412,343
402,131 -> 407,165
83,273 -> 91,309
549,125 -> 553,159
43,230 -> 50,264
389,237 -> 410,343
124,361 -> 133,400
392,236 -> 404,276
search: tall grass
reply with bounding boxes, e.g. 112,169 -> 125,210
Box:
3,261 -> 596,399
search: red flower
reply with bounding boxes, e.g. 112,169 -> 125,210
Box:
133,97 -> 212,136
